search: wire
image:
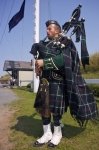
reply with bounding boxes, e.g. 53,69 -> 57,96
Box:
0,0 -> 6,28
48,0 -> 51,19
0,0 -> 16,46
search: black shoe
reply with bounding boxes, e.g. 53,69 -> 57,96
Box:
33,141 -> 45,147
48,142 -> 56,148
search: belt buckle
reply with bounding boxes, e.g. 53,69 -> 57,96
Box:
52,72 -> 63,80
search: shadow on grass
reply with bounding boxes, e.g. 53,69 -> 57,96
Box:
11,113 -> 42,138
62,124 -> 85,138
11,113 -> 85,139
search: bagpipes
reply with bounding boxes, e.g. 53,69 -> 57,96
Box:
30,4 -> 89,69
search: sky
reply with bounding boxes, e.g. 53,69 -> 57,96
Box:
0,0 -> 99,76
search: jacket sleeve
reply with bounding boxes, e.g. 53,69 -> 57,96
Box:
43,52 -> 64,70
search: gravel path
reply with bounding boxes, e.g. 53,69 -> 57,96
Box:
0,87 -> 17,105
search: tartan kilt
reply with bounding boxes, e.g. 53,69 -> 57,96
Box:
49,79 -> 67,115
34,79 -> 67,116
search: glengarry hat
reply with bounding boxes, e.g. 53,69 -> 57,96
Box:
45,20 -> 61,29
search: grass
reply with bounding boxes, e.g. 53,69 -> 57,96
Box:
9,88 -> 99,150
82,71 -> 99,79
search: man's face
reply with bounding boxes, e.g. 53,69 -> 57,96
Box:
46,24 -> 60,39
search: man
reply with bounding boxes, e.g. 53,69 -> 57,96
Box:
30,20 -> 98,148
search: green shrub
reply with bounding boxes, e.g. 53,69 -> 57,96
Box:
27,83 -> 31,89
81,52 -> 99,73
88,84 -> 99,97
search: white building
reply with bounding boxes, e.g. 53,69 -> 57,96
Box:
3,60 -> 33,87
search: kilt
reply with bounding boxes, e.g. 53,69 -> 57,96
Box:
49,79 -> 67,115
34,77 -> 67,116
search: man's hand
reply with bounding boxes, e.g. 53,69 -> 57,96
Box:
35,59 -> 44,76
35,59 -> 44,68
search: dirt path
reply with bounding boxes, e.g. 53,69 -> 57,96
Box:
0,106 -> 15,150
0,88 -> 18,150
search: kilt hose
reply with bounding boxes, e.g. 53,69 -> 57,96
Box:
34,78 -> 67,117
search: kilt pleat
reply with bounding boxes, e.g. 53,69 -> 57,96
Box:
49,80 -> 66,115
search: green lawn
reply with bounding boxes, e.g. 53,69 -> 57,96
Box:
9,89 -> 99,150
82,72 -> 99,79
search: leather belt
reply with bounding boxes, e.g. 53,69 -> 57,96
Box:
42,70 -> 64,81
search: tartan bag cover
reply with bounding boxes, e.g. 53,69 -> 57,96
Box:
63,40 -> 98,126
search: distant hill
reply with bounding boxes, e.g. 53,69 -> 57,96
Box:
81,52 -> 99,79
81,52 -> 99,72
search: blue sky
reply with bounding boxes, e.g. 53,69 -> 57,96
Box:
0,0 -> 99,76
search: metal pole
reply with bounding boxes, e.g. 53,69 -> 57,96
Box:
33,0 -> 40,93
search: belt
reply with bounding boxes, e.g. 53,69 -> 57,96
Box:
42,70 -> 64,81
